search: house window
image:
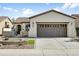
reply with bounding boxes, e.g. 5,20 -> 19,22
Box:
5,22 -> 9,28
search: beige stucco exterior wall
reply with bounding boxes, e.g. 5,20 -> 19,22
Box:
0,18 -> 13,35
29,11 -> 76,38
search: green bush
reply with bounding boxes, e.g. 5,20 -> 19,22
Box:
27,40 -> 35,45
24,38 -> 35,45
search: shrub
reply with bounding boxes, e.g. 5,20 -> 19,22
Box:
26,39 -> 35,45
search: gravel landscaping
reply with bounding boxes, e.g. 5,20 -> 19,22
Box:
0,37 -> 35,49
0,45 -> 34,49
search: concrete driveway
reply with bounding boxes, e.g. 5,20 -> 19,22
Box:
0,38 -> 79,56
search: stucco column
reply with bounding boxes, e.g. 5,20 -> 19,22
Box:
22,23 -> 26,31
28,21 -> 37,37
67,21 -> 76,38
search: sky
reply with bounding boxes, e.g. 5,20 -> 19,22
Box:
0,3 -> 79,18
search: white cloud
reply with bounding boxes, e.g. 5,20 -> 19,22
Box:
61,3 -> 71,9
3,7 -> 19,12
3,7 -> 13,11
53,3 -> 79,15
22,8 -> 34,17
1,6 -> 34,17
53,3 -> 72,13
61,3 -> 79,10
14,9 -> 18,12
69,3 -> 79,8
53,7 -> 68,14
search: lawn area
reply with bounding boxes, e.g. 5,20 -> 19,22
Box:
25,38 -> 35,45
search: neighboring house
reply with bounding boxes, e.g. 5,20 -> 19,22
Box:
28,10 -> 76,38
72,14 -> 79,37
13,17 -> 30,37
0,16 -> 14,36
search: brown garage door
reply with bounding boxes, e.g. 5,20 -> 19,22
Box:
37,23 -> 67,37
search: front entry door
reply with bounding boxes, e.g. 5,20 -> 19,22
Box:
17,25 -> 21,34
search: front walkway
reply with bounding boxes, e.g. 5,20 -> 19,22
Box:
0,38 -> 79,56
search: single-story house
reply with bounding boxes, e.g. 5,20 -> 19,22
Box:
13,9 -> 76,38
0,16 -> 14,36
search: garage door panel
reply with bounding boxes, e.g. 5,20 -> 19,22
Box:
37,24 -> 67,37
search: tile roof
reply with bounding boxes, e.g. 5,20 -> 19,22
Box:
13,17 -> 29,23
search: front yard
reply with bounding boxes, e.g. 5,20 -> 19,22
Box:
0,38 -> 35,49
